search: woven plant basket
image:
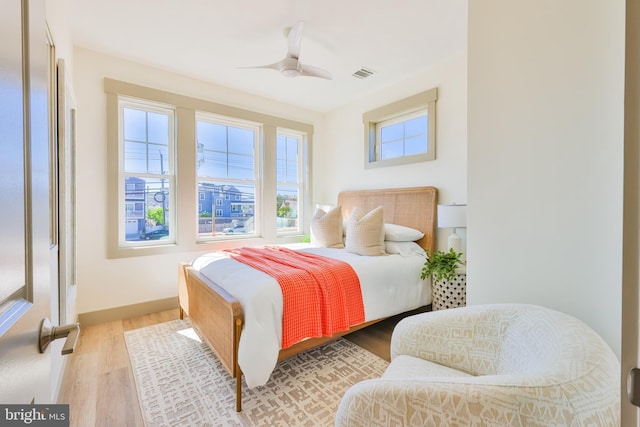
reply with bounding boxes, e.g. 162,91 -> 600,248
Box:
432,274 -> 466,310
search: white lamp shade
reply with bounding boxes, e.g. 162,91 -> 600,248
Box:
437,204 -> 467,229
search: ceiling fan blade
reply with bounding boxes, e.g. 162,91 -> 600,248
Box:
301,64 -> 332,80
238,61 -> 282,71
287,21 -> 304,59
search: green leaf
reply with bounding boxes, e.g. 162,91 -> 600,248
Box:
421,248 -> 463,282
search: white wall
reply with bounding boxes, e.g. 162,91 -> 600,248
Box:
72,48 -> 323,314
72,47 -> 467,314
315,54 -> 468,251
467,0 -> 625,356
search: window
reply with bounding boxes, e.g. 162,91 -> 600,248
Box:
106,78 -> 313,258
377,110 -> 428,160
196,113 -> 259,239
276,132 -> 303,234
364,87 -> 437,168
119,98 -> 176,246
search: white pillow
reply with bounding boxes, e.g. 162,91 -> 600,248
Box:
310,206 -> 344,248
345,206 -> 385,256
384,223 -> 424,242
384,241 -> 426,257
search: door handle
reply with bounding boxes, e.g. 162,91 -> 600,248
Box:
38,317 -> 80,355
628,367 -> 640,407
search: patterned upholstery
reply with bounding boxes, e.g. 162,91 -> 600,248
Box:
335,303 -> 620,427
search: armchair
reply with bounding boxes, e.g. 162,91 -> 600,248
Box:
335,303 -> 620,426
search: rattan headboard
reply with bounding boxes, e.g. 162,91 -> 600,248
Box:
337,186 -> 438,252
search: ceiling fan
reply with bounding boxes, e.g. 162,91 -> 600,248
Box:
243,21 -> 332,80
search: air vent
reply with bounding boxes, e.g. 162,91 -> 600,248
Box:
352,67 -> 375,79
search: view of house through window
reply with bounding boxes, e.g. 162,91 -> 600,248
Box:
276,132 -> 302,233
108,79 -> 313,257
121,101 -> 175,244
196,114 -> 258,238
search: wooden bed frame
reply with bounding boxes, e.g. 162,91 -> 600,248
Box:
178,186 -> 437,411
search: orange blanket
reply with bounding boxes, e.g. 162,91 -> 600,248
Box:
227,246 -> 365,349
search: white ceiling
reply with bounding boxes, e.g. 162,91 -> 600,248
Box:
67,0 -> 467,113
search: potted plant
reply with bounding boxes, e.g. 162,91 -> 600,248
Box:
421,248 -> 465,310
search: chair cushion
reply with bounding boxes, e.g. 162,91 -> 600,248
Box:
383,354 -> 474,379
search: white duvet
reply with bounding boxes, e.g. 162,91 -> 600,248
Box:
191,244 -> 431,387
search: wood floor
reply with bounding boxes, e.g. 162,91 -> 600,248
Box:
57,307 -> 425,427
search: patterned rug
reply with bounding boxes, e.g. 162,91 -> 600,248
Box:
124,319 -> 389,427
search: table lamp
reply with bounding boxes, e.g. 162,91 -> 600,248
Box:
437,203 -> 467,253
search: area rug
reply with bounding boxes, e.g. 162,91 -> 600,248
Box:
124,319 -> 389,427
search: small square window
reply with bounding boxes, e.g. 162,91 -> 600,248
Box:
364,88 -> 437,168
377,110 -> 428,160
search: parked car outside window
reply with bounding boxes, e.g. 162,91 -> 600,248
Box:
139,229 -> 169,240
223,224 -> 245,234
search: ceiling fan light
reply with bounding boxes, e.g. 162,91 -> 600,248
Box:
281,68 -> 301,78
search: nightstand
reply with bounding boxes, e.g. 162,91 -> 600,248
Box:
432,268 -> 466,311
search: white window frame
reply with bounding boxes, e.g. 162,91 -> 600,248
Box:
117,97 -> 177,248
376,109 -> 428,160
363,87 -> 438,168
276,130 -> 305,236
195,112 -> 261,242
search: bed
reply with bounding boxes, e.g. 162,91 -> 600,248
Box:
178,186 -> 437,411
